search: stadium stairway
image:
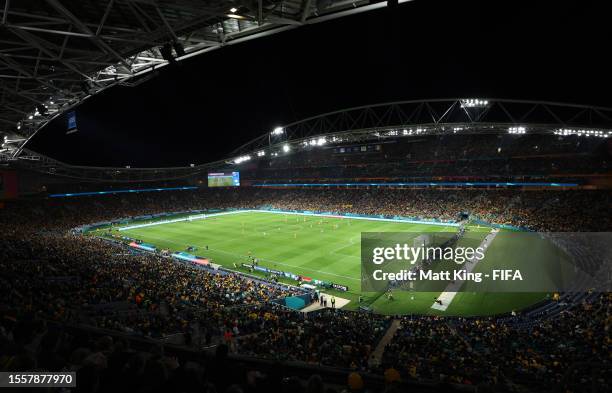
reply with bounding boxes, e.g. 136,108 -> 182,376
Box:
369,319 -> 401,367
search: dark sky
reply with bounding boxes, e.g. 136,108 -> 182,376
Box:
27,0 -> 612,167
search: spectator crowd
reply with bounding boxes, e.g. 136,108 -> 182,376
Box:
1,187 -> 610,392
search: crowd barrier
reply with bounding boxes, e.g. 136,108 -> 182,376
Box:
240,263 -> 347,293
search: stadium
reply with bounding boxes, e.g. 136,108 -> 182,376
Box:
0,1 -> 610,393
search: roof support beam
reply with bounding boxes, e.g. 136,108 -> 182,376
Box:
0,117 -> 17,125
10,89 -> 45,105
7,27 -> 93,81
45,0 -> 131,69
2,0 -> 9,25
1,0 -> 420,144
5,24 -> 157,45
301,0 -> 312,22
96,0 -> 114,36
0,53 -> 66,94
155,6 -> 178,40
124,0 -> 152,33
2,104 -> 28,115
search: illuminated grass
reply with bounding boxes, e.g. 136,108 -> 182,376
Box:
97,211 -> 547,316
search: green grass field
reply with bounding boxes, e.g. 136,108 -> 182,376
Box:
93,210 -> 548,316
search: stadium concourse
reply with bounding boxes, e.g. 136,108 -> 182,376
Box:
1,188 -> 610,393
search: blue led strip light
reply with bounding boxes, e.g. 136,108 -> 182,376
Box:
49,186 -> 198,198
253,182 -> 579,187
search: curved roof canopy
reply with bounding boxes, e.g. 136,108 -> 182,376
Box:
7,98 -> 612,182
228,98 -> 612,159
0,0 -> 410,159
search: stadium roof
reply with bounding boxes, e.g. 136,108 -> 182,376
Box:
0,0 -> 411,159
7,98 -> 612,182
227,98 -> 612,159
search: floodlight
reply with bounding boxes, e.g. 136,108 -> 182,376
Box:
283,144 -> 290,152
36,104 -> 48,115
460,99 -> 490,108
553,128 -> 610,138
234,155 -> 251,164
508,126 -> 526,134
230,7 -> 238,13
271,127 -> 284,135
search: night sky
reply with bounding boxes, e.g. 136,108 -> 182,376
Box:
27,0 -> 612,167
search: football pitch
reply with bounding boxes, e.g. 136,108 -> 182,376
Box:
96,210 -> 548,316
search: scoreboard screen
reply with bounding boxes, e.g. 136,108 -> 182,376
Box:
208,172 -> 240,187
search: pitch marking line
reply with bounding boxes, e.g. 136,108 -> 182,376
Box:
120,230 -> 360,282
119,211 -> 456,283
118,210 -> 247,231
208,247 -> 360,282
431,228 -> 500,311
